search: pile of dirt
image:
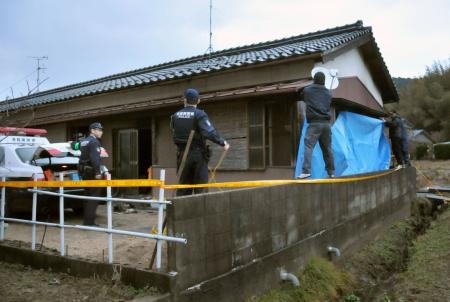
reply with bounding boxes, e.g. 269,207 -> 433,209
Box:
0,261 -> 159,302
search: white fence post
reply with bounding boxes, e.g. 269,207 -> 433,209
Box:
106,173 -> 113,264
156,169 -> 165,270
59,173 -> 65,256
0,176 -> 5,241
31,174 -> 38,250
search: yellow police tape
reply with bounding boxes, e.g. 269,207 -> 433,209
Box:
165,168 -> 398,189
0,168 -> 399,189
0,179 -> 163,188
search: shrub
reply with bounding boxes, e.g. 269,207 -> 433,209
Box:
434,142 -> 450,159
415,144 -> 428,160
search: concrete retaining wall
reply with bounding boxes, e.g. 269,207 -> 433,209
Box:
166,167 -> 416,301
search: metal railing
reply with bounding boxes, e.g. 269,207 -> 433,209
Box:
0,169 -> 187,270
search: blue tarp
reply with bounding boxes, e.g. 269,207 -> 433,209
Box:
294,111 -> 391,178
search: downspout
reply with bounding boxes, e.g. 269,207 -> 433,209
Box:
280,269 -> 300,287
327,246 -> 341,257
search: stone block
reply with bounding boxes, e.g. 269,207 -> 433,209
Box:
177,261 -> 207,290
231,209 -> 252,230
270,196 -> 287,218
172,194 -> 205,220
253,219 -> 271,243
253,238 -> 272,257
205,192 -> 230,215
271,233 -> 287,251
232,246 -> 254,267
251,187 -> 271,208
232,224 -> 254,250
205,232 -> 232,259
252,199 -> 271,222
271,215 -> 286,236
205,252 -> 232,279
205,212 -> 231,235
174,217 -> 206,242
176,237 -> 206,266
286,227 -> 299,245
229,188 -> 252,210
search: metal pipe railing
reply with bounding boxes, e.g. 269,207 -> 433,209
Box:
27,189 -> 171,205
0,169 -> 186,270
0,176 -> 5,241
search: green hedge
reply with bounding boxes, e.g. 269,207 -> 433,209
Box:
415,144 -> 428,160
434,143 -> 450,160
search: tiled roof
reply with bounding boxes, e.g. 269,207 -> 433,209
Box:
0,20 -> 392,112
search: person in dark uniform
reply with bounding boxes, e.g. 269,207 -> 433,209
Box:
78,122 -> 104,226
297,72 -> 335,179
384,111 -> 408,167
171,88 -> 229,196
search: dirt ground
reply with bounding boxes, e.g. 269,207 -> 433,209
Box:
0,261 -> 159,302
3,205 -> 167,269
413,160 -> 450,188
1,160 -> 448,301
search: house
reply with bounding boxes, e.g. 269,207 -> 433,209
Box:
0,21 -> 398,186
409,129 -> 434,159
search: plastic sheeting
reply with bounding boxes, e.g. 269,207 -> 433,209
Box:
294,111 -> 390,178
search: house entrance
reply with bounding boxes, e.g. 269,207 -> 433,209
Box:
114,127 -> 152,195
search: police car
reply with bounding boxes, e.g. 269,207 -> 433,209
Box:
0,127 -> 50,214
0,128 -> 108,215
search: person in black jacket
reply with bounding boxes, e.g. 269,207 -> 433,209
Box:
297,72 -> 335,178
384,111 -> 408,167
171,88 -> 229,196
78,122 -> 104,226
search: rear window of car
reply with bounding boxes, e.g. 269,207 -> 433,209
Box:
33,156 -> 79,166
15,147 -> 38,163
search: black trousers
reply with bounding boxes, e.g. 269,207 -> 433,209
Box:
391,137 -> 404,166
302,121 -> 335,175
81,170 -> 101,225
176,149 -> 209,196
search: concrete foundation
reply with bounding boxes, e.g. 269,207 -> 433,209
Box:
0,168 -> 416,301
167,167 -> 416,301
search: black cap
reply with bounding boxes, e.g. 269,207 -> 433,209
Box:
89,122 -> 103,130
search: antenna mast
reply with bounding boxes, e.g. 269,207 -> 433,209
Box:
29,56 -> 48,93
206,0 -> 213,57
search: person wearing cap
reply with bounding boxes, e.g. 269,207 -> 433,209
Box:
78,122 -> 104,226
171,88 -> 230,196
297,72 -> 335,179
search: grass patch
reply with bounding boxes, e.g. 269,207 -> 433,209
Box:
255,257 -> 354,302
388,208 -> 450,301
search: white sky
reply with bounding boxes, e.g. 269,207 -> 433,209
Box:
1,0 -> 449,101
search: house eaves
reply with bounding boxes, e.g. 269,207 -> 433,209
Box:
0,20 -> 397,112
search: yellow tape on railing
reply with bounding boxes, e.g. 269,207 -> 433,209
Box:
0,168 -> 398,189
162,168 -> 397,189
0,179 -> 163,188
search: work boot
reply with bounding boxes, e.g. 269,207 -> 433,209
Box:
297,173 -> 311,179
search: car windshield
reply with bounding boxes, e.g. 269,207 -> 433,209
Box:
33,156 -> 79,166
16,147 -> 39,163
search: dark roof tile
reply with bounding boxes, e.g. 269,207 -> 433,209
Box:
0,20 -> 396,112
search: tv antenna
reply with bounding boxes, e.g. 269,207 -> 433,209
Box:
311,66 -> 339,90
29,56 -> 49,93
205,0 -> 213,58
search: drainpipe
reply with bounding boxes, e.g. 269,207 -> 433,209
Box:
327,246 -> 341,257
280,269 -> 300,287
